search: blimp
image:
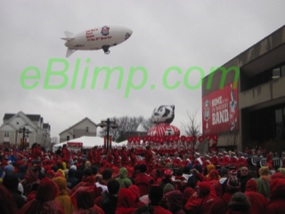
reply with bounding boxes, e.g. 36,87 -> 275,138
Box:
61,25 -> 133,57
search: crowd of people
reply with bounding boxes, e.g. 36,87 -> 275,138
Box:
1,142 -> 285,214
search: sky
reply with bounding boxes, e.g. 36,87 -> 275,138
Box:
1,0 -> 285,138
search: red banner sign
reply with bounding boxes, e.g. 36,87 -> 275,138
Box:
202,83 -> 238,135
67,142 -> 83,147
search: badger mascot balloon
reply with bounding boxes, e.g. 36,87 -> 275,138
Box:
148,105 -> 180,137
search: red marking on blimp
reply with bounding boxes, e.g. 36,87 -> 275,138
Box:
61,25 -> 132,57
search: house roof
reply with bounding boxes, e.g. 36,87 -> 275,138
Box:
3,113 -> 15,120
43,123 -> 50,129
3,113 -> 42,122
2,112 -> 50,132
59,117 -> 97,135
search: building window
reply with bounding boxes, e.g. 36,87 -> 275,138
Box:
86,127 -> 89,132
67,136 -> 70,141
4,131 -> 9,137
245,62 -> 285,91
275,109 -> 283,123
281,65 -> 285,77
272,68 -> 281,79
73,135 -> 76,139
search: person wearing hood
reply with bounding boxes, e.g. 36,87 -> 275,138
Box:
116,167 -> 132,189
185,181 -> 215,214
52,176 -> 74,214
19,178 -> 64,214
208,182 -> 228,214
21,165 -> 41,196
244,179 -> 268,214
165,190 -> 185,214
115,187 -> 139,214
266,178 -> 285,213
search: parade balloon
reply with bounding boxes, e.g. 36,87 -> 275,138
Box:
147,123 -> 180,137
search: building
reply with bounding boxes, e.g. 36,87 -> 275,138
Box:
202,25 -> 285,152
59,117 -> 97,143
0,111 -> 51,148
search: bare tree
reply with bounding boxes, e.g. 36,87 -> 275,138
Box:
140,118 -> 155,131
43,136 -> 58,151
51,136 -> 58,144
99,116 -> 145,141
180,110 -> 201,137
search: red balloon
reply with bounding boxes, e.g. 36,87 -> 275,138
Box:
198,136 -> 204,142
180,136 -> 186,142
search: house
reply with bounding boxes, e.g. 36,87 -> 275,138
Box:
0,111 -> 51,148
59,117 -> 97,143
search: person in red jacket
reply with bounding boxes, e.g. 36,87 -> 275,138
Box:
62,144 -> 70,163
31,143 -> 42,160
88,147 -> 95,164
165,190 -> 185,214
115,187 -> 139,214
244,179 -> 268,214
266,178 -> 285,213
129,148 -> 137,166
93,146 -> 101,166
121,146 -> 129,166
19,178 -> 64,214
134,164 -> 154,197
184,181 -> 215,214
145,146 -> 153,166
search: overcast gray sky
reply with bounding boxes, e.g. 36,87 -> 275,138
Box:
1,0 -> 284,138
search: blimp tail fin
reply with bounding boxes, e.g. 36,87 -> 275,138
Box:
64,31 -> 74,38
61,31 -> 75,41
66,48 -> 76,58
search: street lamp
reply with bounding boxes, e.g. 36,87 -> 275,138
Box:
18,127 -> 30,150
97,118 -> 118,152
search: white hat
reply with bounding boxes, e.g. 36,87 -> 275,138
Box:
70,165 -> 77,170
